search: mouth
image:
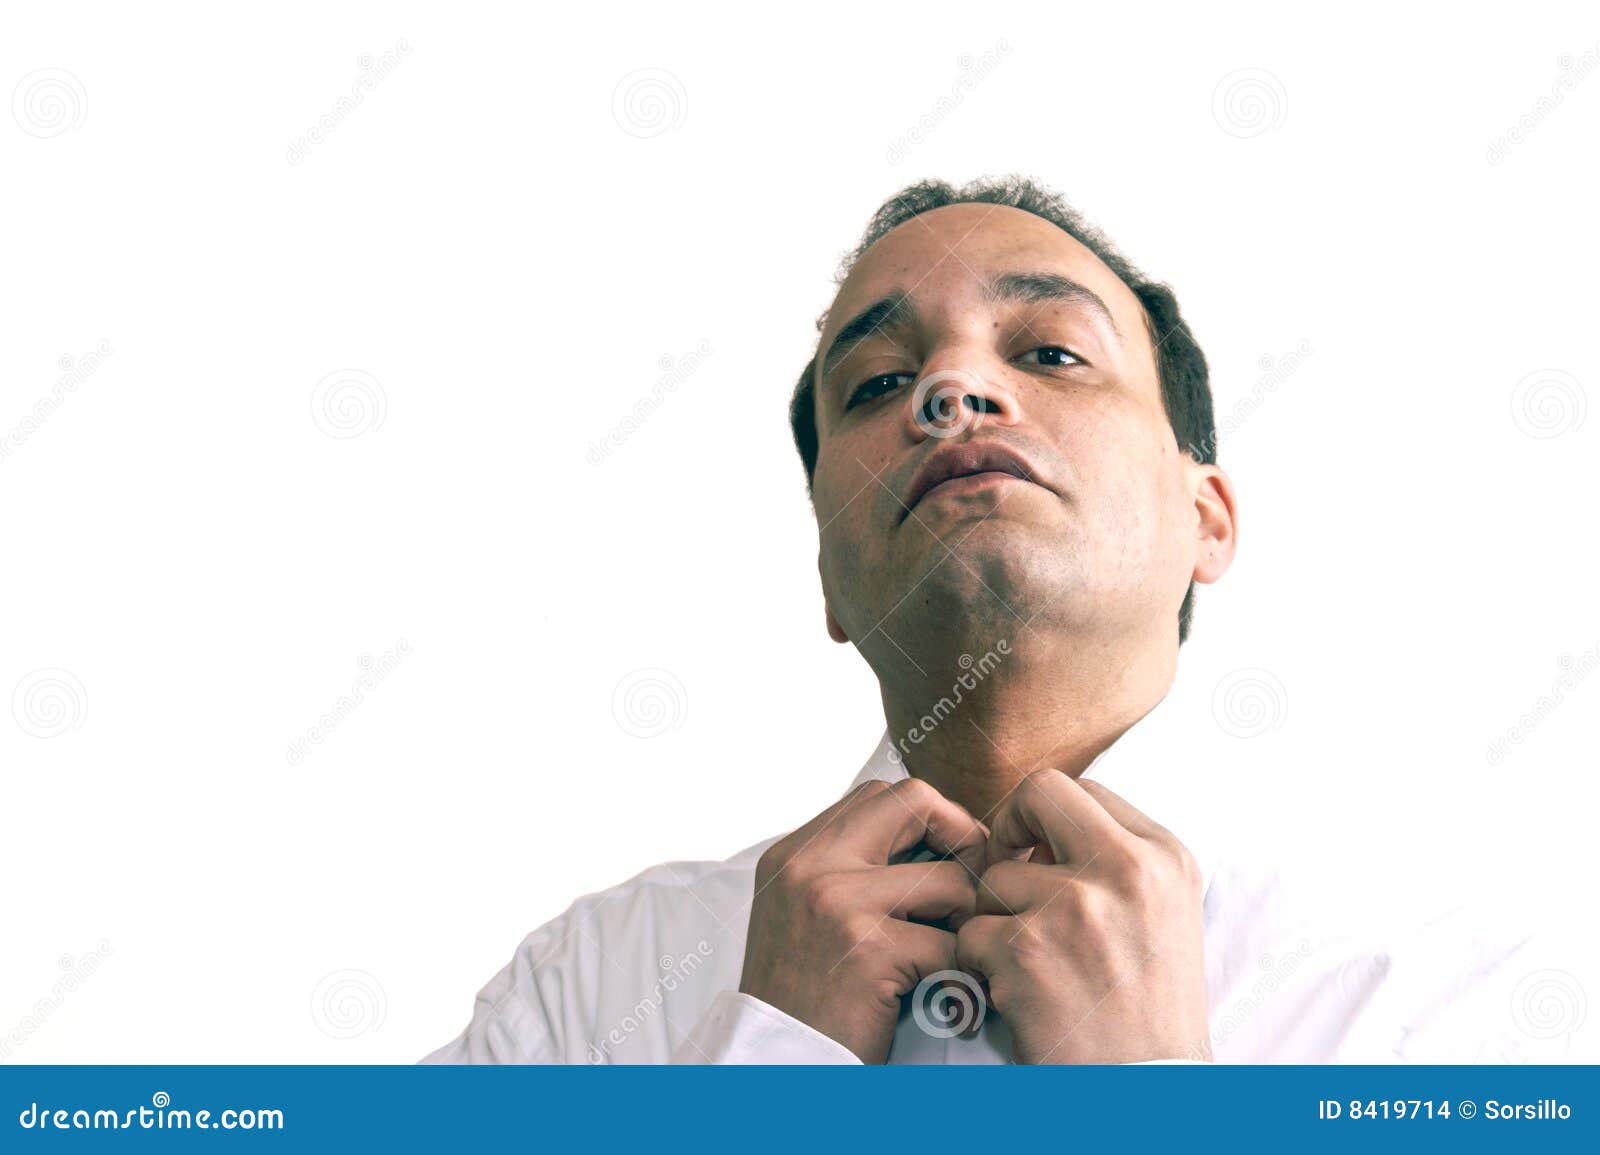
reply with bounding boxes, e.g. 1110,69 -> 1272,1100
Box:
899,441 -> 1046,524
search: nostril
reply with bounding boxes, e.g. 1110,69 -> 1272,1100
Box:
918,392 -> 996,427
919,393 -> 961,427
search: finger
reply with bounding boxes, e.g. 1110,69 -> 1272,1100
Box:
972,858 -> 1062,916
953,913 -> 1012,981
1077,778 -> 1172,842
787,779 -> 911,859
835,777 -> 989,873
852,861 -> 980,927
878,920 -> 962,994
986,769 -> 1126,866
784,779 -> 890,851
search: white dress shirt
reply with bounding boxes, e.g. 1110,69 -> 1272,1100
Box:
424,683 -> 1593,1065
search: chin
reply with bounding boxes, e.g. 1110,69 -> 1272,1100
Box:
908,509 -> 1065,564
901,518 -> 1082,617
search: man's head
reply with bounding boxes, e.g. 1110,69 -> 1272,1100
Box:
790,176 -> 1235,670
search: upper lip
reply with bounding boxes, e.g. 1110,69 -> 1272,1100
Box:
900,440 -> 1047,523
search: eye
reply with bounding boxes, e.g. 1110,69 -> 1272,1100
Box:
1016,346 -> 1082,368
846,372 -> 916,410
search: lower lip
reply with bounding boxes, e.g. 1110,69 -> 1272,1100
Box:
917,471 -> 1026,506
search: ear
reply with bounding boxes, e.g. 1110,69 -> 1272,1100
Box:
1189,463 -> 1238,586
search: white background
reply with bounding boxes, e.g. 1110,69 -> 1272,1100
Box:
3,2 -> 1597,1061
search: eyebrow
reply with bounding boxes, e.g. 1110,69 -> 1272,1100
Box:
984,271 -> 1122,339
817,271 -> 1123,390
818,293 -> 919,384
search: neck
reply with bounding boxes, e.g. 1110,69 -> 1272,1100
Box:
876,629 -> 1177,824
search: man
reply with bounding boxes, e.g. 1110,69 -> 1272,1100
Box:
425,177 -> 1581,1064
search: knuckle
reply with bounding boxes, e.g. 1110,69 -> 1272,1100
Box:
1105,844 -> 1154,889
866,975 -> 905,1007
1020,768 -> 1064,798
836,782 -> 887,820
892,776 -> 940,808
1006,918 -> 1050,971
843,912 -> 891,955
954,919 -> 989,967
1056,878 -> 1102,926
1078,777 -> 1111,801
1173,843 -> 1202,886
800,873 -> 851,921
754,841 -> 794,884
932,860 -> 978,899
838,780 -> 888,815
978,859 -> 1022,898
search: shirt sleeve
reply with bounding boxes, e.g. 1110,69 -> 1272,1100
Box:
667,991 -> 1205,1064
671,990 -> 861,1064
1384,919 -> 1600,1064
420,891 -> 612,1064
419,929 -> 568,1064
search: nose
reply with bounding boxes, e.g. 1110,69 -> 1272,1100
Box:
902,358 -> 1021,442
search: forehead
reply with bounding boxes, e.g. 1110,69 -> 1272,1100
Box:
822,202 -> 1147,348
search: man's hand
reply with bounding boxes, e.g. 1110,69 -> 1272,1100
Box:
957,769 -> 1208,1064
739,777 -> 988,1064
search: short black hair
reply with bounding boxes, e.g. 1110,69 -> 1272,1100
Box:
788,175 -> 1216,642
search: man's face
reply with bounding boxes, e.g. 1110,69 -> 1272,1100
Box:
811,203 -> 1209,654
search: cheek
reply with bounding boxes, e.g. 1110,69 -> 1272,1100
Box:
812,451 -> 873,523
812,426 -> 898,518
812,447 -> 879,574
1072,404 -> 1184,549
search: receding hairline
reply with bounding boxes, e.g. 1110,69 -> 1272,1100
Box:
810,209 -> 1162,400
787,174 -> 1215,642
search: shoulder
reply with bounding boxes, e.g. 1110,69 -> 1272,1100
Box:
1205,835 -> 1597,1062
424,834 -> 777,1064
530,835 -> 775,992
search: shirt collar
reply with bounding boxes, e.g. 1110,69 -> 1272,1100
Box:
845,668 -> 1225,899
